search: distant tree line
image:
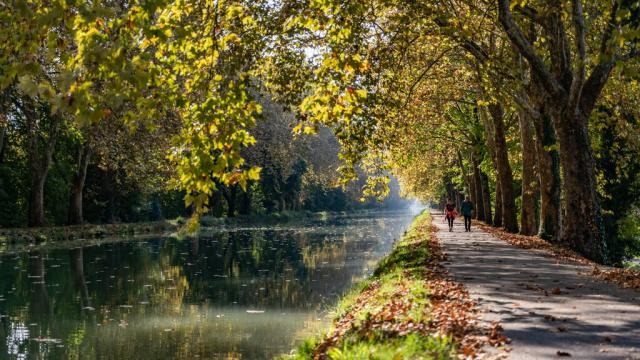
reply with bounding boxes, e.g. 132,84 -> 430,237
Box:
0,91 -> 407,228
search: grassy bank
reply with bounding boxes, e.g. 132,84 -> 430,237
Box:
289,211 -> 483,359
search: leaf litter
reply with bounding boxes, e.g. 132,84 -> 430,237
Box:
302,215 -> 509,359
476,222 -> 640,291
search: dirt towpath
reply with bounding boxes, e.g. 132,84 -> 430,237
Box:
433,213 -> 640,359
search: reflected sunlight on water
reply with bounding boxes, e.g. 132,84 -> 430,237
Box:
0,210 -> 417,359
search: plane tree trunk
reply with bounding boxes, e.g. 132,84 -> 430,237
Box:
488,103 -> 518,233
553,107 -> 606,261
497,0 -> 626,262
22,97 -> 60,227
480,171 -> 493,224
494,180 -> 503,227
532,103 -> 561,240
518,110 -> 539,235
472,154 -> 486,221
68,144 -> 92,225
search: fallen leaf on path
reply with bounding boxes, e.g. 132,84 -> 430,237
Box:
476,223 -> 640,292
556,325 -> 568,332
312,221 -> 511,360
556,350 -> 571,357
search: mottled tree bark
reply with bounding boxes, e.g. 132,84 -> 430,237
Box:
497,0 -> 624,262
494,179 -> 503,228
472,155 -> 486,221
488,104 -> 518,233
553,108 -> 606,261
518,110 -> 539,235
479,105 -> 502,227
532,104 -> 561,240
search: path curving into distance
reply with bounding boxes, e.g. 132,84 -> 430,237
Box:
433,212 -> 640,359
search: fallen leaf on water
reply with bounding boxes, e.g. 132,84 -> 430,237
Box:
33,337 -> 62,343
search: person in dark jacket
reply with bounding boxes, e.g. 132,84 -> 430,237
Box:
460,196 -> 474,232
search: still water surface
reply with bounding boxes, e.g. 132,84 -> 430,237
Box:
0,210 -> 417,359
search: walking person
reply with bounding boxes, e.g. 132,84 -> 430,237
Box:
461,196 -> 474,232
443,198 -> 457,232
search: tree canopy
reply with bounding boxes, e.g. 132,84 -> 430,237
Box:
1,0 -> 639,264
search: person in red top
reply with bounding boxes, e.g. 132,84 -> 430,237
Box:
443,198 -> 458,232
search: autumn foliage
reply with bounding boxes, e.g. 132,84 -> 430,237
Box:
293,212 -> 509,359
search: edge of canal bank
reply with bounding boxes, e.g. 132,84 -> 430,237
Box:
0,209 -> 400,248
286,211 -> 508,359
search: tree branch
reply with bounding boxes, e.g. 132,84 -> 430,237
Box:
511,90 -> 540,119
402,48 -> 451,108
496,0 -> 565,100
579,0 -> 622,116
515,5 -> 541,24
569,0 -> 587,111
461,39 -> 489,62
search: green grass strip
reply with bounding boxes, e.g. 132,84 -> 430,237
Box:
288,211 -> 457,360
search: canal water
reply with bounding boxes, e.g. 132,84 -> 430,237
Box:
0,210 -> 418,359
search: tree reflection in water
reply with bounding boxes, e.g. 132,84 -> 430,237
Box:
0,210 -> 417,359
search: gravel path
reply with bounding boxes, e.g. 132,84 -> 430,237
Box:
433,213 -> 640,359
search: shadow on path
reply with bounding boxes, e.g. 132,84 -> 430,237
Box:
433,212 -> 640,359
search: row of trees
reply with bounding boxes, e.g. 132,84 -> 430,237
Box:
0,85 -> 178,226
1,1 -> 638,263
271,0 -> 640,264
0,87 -> 402,227
1,0 -> 410,230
